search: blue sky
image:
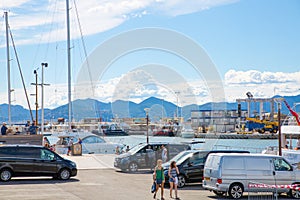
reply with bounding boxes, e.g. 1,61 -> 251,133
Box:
0,0 -> 299,108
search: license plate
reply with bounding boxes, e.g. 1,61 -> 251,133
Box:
204,177 -> 210,181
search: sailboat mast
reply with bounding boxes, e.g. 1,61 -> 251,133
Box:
5,12 -> 11,126
66,0 -> 72,130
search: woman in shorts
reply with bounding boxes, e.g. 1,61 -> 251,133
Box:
168,161 -> 180,199
153,159 -> 165,200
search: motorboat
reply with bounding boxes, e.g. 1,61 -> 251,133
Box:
99,123 -> 128,136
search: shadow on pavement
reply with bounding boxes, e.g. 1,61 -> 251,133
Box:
116,169 -> 153,174
0,178 -> 79,185
177,183 -> 202,191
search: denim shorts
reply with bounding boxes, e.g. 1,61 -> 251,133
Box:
169,177 -> 178,184
156,179 -> 163,184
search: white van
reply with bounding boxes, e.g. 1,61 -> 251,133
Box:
203,153 -> 300,199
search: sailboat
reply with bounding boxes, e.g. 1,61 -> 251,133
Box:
0,11 -> 42,145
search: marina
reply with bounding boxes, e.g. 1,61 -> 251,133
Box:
0,1 -> 299,199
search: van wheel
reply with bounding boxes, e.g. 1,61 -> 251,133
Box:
213,191 -> 225,196
128,162 -> 138,172
177,175 -> 186,188
289,189 -> 300,199
229,183 -> 243,199
59,168 -> 71,180
0,169 -> 12,182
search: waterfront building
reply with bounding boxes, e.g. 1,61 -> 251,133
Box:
191,109 -> 247,133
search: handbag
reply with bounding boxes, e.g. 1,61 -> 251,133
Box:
151,181 -> 156,193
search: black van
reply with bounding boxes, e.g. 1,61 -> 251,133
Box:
114,143 -> 190,172
162,149 -> 250,187
0,145 -> 77,181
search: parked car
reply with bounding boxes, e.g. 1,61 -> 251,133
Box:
203,153 -> 300,199
114,142 -> 190,172
162,150 -> 250,188
0,145 -> 77,181
54,133 -> 123,154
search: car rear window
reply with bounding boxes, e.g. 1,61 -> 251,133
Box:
205,155 -> 221,169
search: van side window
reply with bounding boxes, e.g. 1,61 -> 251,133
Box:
274,158 -> 292,171
138,147 -> 147,154
168,145 -> 188,156
246,158 -> 271,170
18,147 -> 40,159
223,157 -> 244,170
0,147 -> 17,157
40,149 -> 55,160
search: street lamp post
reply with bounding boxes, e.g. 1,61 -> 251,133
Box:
144,108 -> 150,144
41,63 -> 48,135
278,102 -> 282,156
34,70 -> 38,125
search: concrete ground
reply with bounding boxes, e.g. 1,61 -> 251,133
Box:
0,154 -> 294,200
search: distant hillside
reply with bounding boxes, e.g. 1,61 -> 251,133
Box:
1,94 -> 299,123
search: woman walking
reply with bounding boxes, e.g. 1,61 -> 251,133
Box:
168,161 -> 180,199
153,159 -> 165,200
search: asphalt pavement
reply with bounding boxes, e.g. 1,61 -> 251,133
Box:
0,154 -> 294,200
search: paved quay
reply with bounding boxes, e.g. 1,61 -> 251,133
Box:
0,154 -> 294,200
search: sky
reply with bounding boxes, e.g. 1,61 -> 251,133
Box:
0,0 -> 300,110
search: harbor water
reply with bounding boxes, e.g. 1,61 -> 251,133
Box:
104,135 -> 291,153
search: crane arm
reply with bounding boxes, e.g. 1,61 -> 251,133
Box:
283,100 -> 300,126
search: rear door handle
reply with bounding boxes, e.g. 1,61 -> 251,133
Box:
273,171 -> 276,176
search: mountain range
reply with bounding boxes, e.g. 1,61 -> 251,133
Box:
1,95 -> 300,123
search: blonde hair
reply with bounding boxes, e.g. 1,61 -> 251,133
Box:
156,159 -> 163,168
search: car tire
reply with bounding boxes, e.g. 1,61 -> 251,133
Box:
0,168 -> 12,182
229,183 -> 243,199
213,191 -> 226,197
58,168 -> 71,180
289,189 -> 300,199
177,175 -> 186,188
128,162 -> 138,172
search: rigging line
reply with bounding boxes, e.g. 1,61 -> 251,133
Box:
73,0 -> 95,96
44,0 -> 59,60
9,28 -> 34,122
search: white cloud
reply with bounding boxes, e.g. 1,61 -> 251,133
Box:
224,69 -> 300,102
225,69 -> 300,85
0,0 -> 30,9
152,0 -> 238,16
1,0 -> 237,46
2,69 -> 299,109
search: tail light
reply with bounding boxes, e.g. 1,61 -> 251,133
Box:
217,178 -> 222,184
